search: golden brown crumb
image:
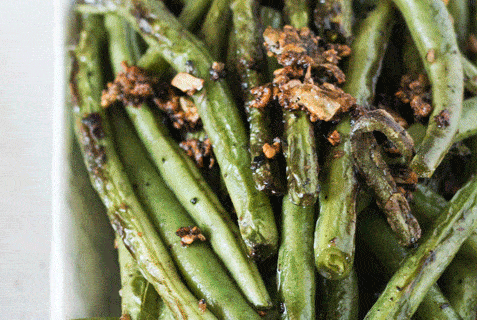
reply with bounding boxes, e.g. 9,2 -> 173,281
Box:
250,84 -> 273,109
198,299 -> 207,313
327,130 -> 341,146
258,310 -> 267,317
209,62 -> 226,81
262,140 -> 281,158
101,62 -> 201,130
171,72 -> 204,95
179,138 -> 215,168
176,226 -> 206,246
263,26 -> 354,122
395,74 -> 432,119
435,109 -> 450,128
101,61 -> 157,108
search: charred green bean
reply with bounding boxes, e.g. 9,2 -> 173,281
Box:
84,0 -> 279,260
71,15 -> 216,319
104,14 -> 272,308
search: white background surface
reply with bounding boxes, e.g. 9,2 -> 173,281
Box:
0,0 -> 54,318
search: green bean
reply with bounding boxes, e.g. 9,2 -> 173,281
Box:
314,125 -> 357,280
277,196 -> 316,320
178,0 -> 212,32
231,0 -> 284,195
390,0 -> 463,178
447,0 -> 470,51
350,109 -> 421,246
462,55 -> 477,95
284,0 -> 310,29
109,106 -> 262,320
364,174 -> 477,320
282,0 -> 320,207
136,47 -> 171,78
85,0 -> 279,260
71,15 -> 216,320
104,14 -> 272,308
200,0 -> 232,60
117,236 -> 166,320
317,269 -> 359,320
358,209 -> 462,320
315,0 -> 392,280
411,184 -> 477,262
259,6 -> 283,82
440,254 -> 477,319
313,0 -> 353,42
343,0 -> 395,108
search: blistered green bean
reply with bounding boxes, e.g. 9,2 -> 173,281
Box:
71,15 -> 216,320
82,0 -> 279,260
110,107 -> 262,320
104,14 -> 272,308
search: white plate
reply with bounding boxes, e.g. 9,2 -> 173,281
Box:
51,1 -> 121,318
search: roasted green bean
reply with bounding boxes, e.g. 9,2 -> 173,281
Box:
317,270 -> 359,320
71,15 -> 216,319
104,14 -> 272,308
282,0 -> 320,206
277,196 -> 316,320
81,0 -> 279,260
350,109 -> 421,246
110,106 -> 262,319
315,0 -> 392,280
117,236 -> 168,320
231,0 -> 283,194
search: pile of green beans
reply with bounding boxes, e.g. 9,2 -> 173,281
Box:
72,0 -> 477,319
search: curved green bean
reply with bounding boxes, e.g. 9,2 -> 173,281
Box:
71,15 -> 216,320
86,0 -> 279,260
110,107 -> 262,320
315,0 -> 392,280
277,196 -> 316,320
364,174 -> 477,319
391,0 -> 463,178
104,14 -> 272,308
350,109 -> 421,246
